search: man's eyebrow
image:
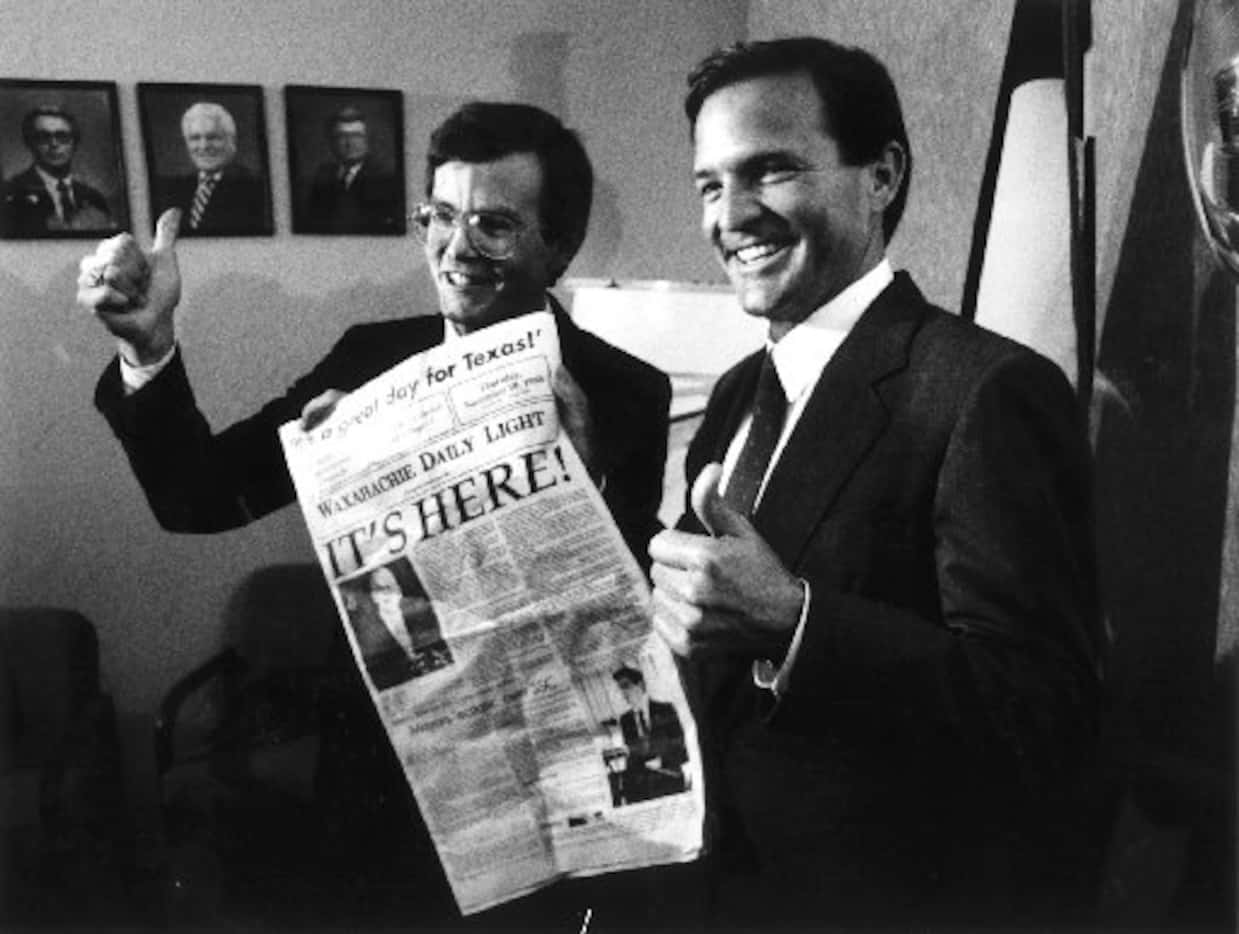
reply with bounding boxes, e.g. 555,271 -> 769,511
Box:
693,149 -> 805,180
431,199 -> 523,220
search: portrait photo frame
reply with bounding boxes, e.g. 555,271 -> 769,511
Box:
284,85 -> 406,235
0,79 -> 130,240
138,82 -> 273,237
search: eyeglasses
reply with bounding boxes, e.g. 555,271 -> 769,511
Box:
410,202 -> 526,260
33,131 -> 74,145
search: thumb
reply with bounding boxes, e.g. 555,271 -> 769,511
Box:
152,208 -> 182,253
301,389 -> 346,430
691,462 -> 754,538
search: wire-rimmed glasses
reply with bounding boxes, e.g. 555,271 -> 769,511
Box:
410,201 -> 526,260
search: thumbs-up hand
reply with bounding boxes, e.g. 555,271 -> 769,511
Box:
648,462 -> 805,659
78,208 -> 183,366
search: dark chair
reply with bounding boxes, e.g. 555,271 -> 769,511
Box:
0,607 -> 130,927
154,562 -> 351,926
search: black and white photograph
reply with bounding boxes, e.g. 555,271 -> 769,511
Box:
285,85 -> 405,235
0,80 -> 128,239
599,662 -> 689,807
338,557 -> 453,690
137,82 -> 272,237
7,4 -> 1239,933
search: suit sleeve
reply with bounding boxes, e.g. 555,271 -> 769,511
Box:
94,332 -> 368,532
782,352 -> 1100,796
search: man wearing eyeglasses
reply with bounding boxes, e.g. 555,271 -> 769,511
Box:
1,105 -> 116,237
78,101 -> 673,929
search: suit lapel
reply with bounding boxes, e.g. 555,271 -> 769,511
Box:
701,352 -> 765,465
754,274 -> 925,568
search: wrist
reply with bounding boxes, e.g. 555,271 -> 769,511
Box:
118,329 -> 174,367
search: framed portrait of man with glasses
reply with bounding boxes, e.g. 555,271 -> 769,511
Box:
0,79 -> 129,239
285,85 -> 405,236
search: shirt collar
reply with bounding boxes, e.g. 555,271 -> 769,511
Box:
34,166 -> 72,190
767,258 -> 893,404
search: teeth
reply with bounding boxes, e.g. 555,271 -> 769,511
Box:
444,271 -> 494,287
733,243 -> 783,264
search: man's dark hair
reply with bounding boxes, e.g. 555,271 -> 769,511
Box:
21,105 -> 80,148
325,105 -> 367,138
425,101 -> 593,269
613,665 -> 644,688
685,37 -> 911,242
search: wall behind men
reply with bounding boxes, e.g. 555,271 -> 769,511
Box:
0,0 -> 746,715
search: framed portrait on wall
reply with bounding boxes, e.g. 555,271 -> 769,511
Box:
137,82 -> 273,237
284,85 -> 405,235
0,79 -> 129,239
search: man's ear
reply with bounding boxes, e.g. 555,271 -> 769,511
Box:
867,141 -> 906,213
546,239 -> 577,285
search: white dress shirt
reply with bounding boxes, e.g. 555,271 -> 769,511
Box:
35,166 -> 75,220
718,258 -> 894,694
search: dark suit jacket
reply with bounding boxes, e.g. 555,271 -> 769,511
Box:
157,163 -> 270,236
681,272 -> 1101,927
619,699 -> 687,765
0,166 -> 116,237
302,158 -> 402,234
94,298 -> 669,566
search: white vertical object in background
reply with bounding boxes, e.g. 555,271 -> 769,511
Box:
566,280 -> 769,525
565,280 -> 767,377
974,78 -> 1077,385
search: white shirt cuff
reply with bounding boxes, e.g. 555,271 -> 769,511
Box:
752,577 -> 810,696
119,343 -> 177,395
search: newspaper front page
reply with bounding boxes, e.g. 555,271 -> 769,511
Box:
277,311 -> 703,915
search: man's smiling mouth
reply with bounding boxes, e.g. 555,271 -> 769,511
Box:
726,241 -> 790,267
442,270 -> 500,287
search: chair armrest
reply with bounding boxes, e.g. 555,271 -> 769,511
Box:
155,648 -> 246,776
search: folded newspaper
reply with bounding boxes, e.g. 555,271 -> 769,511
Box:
278,311 -> 703,915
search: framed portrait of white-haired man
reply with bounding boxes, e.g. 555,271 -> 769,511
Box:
138,82 -> 273,237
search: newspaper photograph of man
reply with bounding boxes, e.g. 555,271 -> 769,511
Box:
603,663 -> 689,806
339,557 -> 453,690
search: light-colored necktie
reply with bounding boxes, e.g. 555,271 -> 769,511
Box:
189,173 -> 219,229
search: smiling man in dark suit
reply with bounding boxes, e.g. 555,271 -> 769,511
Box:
649,37 -> 1102,932
79,101 -> 670,929
156,101 -> 266,236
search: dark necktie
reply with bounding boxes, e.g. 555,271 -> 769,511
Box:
56,179 -> 75,221
724,352 -> 788,516
637,711 -> 648,737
